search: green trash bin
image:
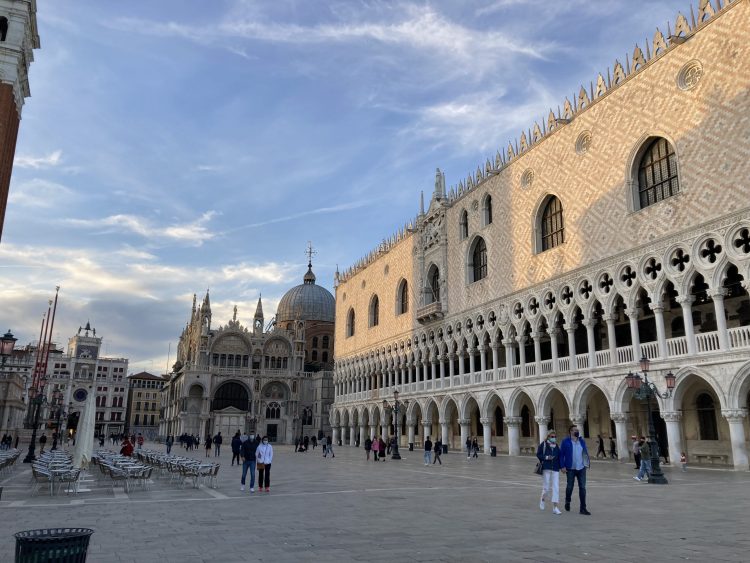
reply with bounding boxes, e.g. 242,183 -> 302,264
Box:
15,528 -> 94,563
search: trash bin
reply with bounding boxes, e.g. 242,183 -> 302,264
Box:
442,444 -> 448,454
15,528 -> 94,563
490,446 -> 497,457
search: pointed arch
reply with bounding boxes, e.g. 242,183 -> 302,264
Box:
368,294 -> 380,328
534,194 -> 565,253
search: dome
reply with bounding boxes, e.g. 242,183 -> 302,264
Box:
276,264 -> 335,324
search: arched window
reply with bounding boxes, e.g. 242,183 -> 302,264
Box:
265,401 -> 281,419
211,382 -> 250,411
540,196 -> 564,251
312,336 -> 318,348
428,266 -> 440,304
322,351 -> 328,363
494,406 -> 504,437
0,18 -> 8,42
346,309 -> 355,337
696,393 -> 718,440
521,405 -> 531,437
483,195 -> 493,225
460,209 -> 469,239
322,335 -> 329,349
369,295 -> 379,327
396,279 -> 409,315
312,350 -> 318,361
469,237 -> 487,282
637,137 -> 679,209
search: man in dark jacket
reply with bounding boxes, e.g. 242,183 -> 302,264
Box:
433,438 -> 443,465
213,432 -> 223,457
231,432 -> 242,466
559,424 -> 591,515
240,434 -> 259,492
424,436 -> 433,465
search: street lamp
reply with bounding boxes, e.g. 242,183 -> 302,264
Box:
625,355 -> 676,484
0,330 -> 16,365
383,389 -> 409,460
23,379 -> 48,463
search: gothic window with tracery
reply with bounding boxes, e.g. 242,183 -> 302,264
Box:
429,266 -> 440,303
346,308 -> 355,337
265,401 -> 281,419
397,280 -> 409,315
369,295 -> 380,327
460,209 -> 469,239
541,196 -> 564,251
483,195 -> 493,225
470,237 -> 487,282
638,137 -> 679,209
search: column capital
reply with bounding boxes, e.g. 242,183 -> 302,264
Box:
602,313 -> 618,323
565,324 -> 579,333
439,419 -> 448,426
480,417 -> 492,425
422,419 -> 432,426
490,342 -> 500,350
660,411 -> 682,422
530,331 -> 543,340
711,288 -> 729,300
649,304 -> 665,314
625,308 -> 640,320
502,338 -> 515,347
548,327 -> 562,338
582,318 -> 598,328
676,295 -> 695,306
722,408 -> 748,422
431,359 -> 438,365
610,412 -> 629,423
515,335 -> 528,345
448,352 -> 456,360
505,416 -> 522,426
534,415 -> 551,425
569,415 -> 585,426
458,418 -> 471,425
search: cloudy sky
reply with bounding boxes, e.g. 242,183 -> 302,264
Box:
2,0 -> 689,372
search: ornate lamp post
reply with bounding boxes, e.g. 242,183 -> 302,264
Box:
0,329 -> 16,369
625,356 -> 676,485
23,379 -> 48,463
383,389 -> 409,460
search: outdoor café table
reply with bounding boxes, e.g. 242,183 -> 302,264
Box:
49,468 -> 71,496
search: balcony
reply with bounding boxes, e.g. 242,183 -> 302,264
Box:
416,301 -> 444,324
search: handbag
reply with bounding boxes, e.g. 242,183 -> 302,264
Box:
534,461 -> 544,476
257,462 -> 265,470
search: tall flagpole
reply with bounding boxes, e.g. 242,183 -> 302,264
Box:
25,313 -> 45,428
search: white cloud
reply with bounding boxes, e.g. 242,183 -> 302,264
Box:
14,150 -> 63,169
8,178 -> 76,208
65,211 -> 218,246
221,262 -> 293,284
475,0 -> 533,17
223,200 -> 373,233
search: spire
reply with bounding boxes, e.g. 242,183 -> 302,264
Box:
434,168 -> 445,200
253,295 -> 264,335
203,288 -> 210,311
304,241 -> 317,285
254,296 -> 264,320
420,190 -> 425,215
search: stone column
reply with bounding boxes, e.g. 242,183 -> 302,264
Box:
712,290 -> 730,351
531,332 -> 542,376
722,409 -> 749,470
359,425 -> 366,447
627,308 -> 641,360
516,335 -> 527,376
422,420 -> 432,443
458,352 -> 465,376
459,418 -> 471,452
503,339 -> 514,378
611,412 -> 630,464
584,319 -> 597,369
677,296 -> 697,355
491,343 -> 499,380
506,416 -> 521,456
651,304 -> 668,358
439,356 -> 446,380
468,349 -> 476,375
422,360 -> 429,382
440,420 -> 450,450
549,328 -> 560,374
535,415 -> 550,441
661,411 -> 683,466
369,424 -> 376,440
448,353 -> 455,378
604,314 -> 618,365
479,345 -> 487,374
332,426 -> 340,447
431,360 -> 437,381
407,421 -> 416,448
566,326 -> 578,370
481,417 -> 492,454
349,425 -> 356,446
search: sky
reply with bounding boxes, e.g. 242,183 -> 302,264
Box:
1,0 -> 691,373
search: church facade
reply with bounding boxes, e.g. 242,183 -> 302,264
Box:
160,262 -> 335,444
331,0 -> 750,469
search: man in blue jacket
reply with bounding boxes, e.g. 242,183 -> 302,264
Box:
559,424 -> 591,515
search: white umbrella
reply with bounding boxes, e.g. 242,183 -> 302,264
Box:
73,384 -> 96,469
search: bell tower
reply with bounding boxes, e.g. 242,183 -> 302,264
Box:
0,0 -> 39,242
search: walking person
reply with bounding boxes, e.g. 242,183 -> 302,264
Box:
609,436 -> 617,460
471,437 -> 479,458
240,433 -> 258,492
231,431 -> 242,466
632,436 -> 641,470
537,429 -> 562,515
39,433 -> 47,454
424,436 -> 433,465
433,437 -> 442,465
465,436 -> 472,460
321,435 -> 328,457
560,424 -> 591,515
377,437 -> 384,461
680,451 -> 688,472
364,437 -> 372,461
328,435 -> 336,458
137,433 -> 144,450
256,435 -> 273,492
166,435 -> 173,455
372,436 -> 380,461
634,437 -> 652,482
595,434 -> 606,459
214,432 -> 222,457
205,435 -> 212,458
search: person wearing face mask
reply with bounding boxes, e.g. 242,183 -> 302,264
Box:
256,435 -> 274,492
559,424 -> 591,515
536,430 -> 562,515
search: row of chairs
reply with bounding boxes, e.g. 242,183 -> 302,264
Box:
91,456 -> 153,493
0,448 -> 20,478
135,450 -> 220,489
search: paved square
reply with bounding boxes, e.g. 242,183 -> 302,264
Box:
2,443 -> 749,562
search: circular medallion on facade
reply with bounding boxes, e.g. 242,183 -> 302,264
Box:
521,168 -> 534,189
677,60 -> 703,91
73,388 -> 87,402
472,199 -> 479,212
575,131 -> 592,155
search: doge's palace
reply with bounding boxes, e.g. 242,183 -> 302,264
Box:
331,0 -> 750,470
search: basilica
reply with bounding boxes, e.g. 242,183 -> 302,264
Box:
160,260 -> 335,443
331,0 -> 750,469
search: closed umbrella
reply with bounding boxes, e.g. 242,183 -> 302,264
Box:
73,384 -> 96,469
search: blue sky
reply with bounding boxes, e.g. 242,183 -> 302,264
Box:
1,0 -> 689,372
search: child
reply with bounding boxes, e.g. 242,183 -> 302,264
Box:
680,452 -> 687,472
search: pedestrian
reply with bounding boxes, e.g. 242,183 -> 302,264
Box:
311,436 -> 317,450
372,436 -> 380,461
537,429 -> 562,515
303,435 -> 310,451
231,431 -> 242,466
99,435 -> 105,447
378,437 -> 385,461
632,435 -> 641,470
14,435 -> 19,449
364,437 -> 372,461
465,436 -> 472,459
471,437 -> 479,458
433,437 -> 442,465
137,433 -> 144,450
166,435 -> 173,454
424,435 -> 433,465
205,435 -> 212,458
680,451 -> 688,472
328,435 -> 336,458
609,436 -> 617,459
39,433 -> 47,454
256,435 -> 273,492
559,424 -> 591,515
634,436 -> 652,481
120,438 -> 134,457
240,433 -> 258,492
294,437 -> 300,452
214,432 -> 222,457
596,434 -> 606,458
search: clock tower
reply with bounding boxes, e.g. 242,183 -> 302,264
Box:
0,0 -> 39,241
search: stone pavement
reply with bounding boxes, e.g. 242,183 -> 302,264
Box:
1,441 -> 749,562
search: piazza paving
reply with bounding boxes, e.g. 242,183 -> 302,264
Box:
1,442 -> 749,562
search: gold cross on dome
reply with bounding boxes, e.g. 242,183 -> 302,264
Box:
305,241 -> 317,266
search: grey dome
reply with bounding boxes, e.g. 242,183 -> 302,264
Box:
276,265 -> 335,324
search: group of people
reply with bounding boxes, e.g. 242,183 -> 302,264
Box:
203,432 -> 223,457
0,434 -> 18,450
423,436 -> 443,465
178,433 -> 201,451
363,436 -> 389,461
238,434 -> 273,492
594,434 -> 618,459
465,437 -> 480,459
293,435 -> 318,452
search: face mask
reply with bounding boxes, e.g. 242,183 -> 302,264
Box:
573,431 -> 580,438
262,440 -> 268,445
548,437 -> 556,443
